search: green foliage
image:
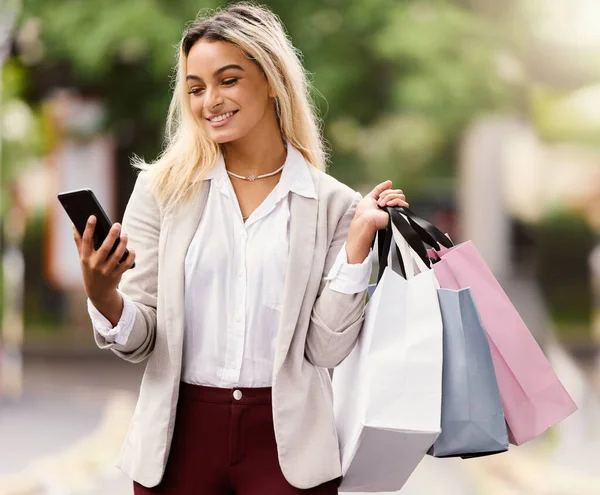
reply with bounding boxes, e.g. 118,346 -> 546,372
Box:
375,2 -> 507,130
532,84 -> 600,146
16,0 -> 511,191
22,0 -> 217,80
536,209 -> 596,337
2,57 -> 27,100
1,59 -> 44,213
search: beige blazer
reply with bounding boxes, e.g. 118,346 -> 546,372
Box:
94,164 -> 367,489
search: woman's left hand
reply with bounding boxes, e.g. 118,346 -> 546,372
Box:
353,180 -> 408,233
345,180 -> 408,264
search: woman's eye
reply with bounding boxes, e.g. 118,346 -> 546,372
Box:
222,78 -> 238,86
188,87 -> 205,95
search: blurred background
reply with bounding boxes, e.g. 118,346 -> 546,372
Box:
1,0 -> 600,493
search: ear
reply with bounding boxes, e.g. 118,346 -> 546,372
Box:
266,77 -> 277,98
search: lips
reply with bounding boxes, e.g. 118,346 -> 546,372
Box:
206,110 -> 238,122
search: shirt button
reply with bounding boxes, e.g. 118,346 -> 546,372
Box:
235,314 -> 241,322
233,389 -> 243,400
237,270 -> 243,277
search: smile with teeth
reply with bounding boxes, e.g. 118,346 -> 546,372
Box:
208,111 -> 237,123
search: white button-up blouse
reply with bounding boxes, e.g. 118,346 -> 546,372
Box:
88,145 -> 372,387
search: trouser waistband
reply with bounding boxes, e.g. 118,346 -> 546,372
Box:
179,382 -> 272,405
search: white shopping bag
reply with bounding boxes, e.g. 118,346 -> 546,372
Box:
333,209 -> 443,492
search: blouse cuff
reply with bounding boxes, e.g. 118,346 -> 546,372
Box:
87,290 -> 136,346
325,242 -> 373,294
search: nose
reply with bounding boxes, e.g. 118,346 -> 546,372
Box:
204,86 -> 223,113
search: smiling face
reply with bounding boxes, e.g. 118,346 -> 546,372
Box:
185,40 -> 277,144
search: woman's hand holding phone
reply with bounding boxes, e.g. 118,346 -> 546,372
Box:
73,215 -> 137,326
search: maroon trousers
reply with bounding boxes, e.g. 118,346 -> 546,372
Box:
133,383 -> 339,495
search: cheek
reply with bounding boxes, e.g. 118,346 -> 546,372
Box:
238,87 -> 270,123
189,97 -> 204,119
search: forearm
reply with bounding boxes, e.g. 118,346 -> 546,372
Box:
305,194 -> 372,368
345,216 -> 377,264
90,290 -> 124,327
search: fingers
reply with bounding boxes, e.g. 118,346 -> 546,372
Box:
72,224 -> 82,254
114,248 -> 136,277
80,216 -> 96,258
383,197 -> 409,208
378,188 -> 404,201
368,181 -> 408,206
108,232 -> 129,267
96,222 -> 122,262
377,188 -> 408,208
368,180 -> 393,199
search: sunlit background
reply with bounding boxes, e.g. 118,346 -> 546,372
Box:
1,0 -> 600,493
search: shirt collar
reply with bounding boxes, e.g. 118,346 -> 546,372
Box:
204,143 -> 317,200
278,144 -> 318,199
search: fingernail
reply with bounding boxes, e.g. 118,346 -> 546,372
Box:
89,216 -> 96,224
121,232 -> 128,239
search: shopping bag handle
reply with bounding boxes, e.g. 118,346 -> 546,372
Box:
388,207 -> 431,266
376,207 -> 431,282
376,216 -> 405,281
398,207 -> 454,250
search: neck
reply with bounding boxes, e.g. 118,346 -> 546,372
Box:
223,138 -> 287,177
221,112 -> 287,176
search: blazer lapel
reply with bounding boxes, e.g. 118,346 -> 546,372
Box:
273,191 -> 319,374
163,181 -> 210,359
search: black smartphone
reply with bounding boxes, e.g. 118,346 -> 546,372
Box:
57,188 -> 135,268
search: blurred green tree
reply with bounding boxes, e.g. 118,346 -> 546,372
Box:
1,59 -> 43,212
17,0 -> 511,196
536,210 -> 596,338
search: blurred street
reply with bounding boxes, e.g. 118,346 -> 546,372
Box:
0,355 -> 143,495
1,342 -> 599,495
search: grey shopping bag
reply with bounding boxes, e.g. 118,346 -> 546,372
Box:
429,287 -> 509,458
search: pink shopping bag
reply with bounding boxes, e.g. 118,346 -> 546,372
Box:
429,241 -> 577,445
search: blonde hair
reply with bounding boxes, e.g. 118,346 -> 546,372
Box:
133,2 -> 328,210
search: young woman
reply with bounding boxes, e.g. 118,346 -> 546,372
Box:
73,3 -> 408,494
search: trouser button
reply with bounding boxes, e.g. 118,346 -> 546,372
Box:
233,389 -> 243,400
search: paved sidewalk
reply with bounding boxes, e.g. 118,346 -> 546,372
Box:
0,355 -> 142,495
0,391 -> 103,476
1,345 -> 600,495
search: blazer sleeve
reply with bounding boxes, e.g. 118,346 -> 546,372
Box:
93,170 -> 160,363
305,192 -> 368,368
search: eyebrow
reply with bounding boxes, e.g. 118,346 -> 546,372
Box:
186,64 -> 245,82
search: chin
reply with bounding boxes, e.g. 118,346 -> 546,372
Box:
211,135 -> 238,144
207,128 -> 248,145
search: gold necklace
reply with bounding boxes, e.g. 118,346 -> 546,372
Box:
226,164 -> 285,182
